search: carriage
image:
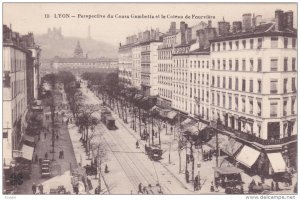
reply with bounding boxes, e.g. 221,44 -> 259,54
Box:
100,108 -> 117,130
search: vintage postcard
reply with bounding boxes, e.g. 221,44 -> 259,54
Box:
2,2 -> 298,197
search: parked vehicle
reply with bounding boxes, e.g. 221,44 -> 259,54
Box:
213,166 -> 243,188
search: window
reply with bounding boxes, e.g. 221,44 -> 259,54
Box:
217,60 -> 220,69
223,42 -> 226,50
235,41 -> 239,49
202,74 -> 204,84
212,60 -> 215,69
292,78 -> 296,92
257,38 -> 263,49
257,58 -> 262,72
257,99 -> 262,116
190,88 -> 192,98
229,41 -> 232,50
250,59 -> 254,71
249,98 -> 253,114
212,43 -> 215,51
242,79 -> 246,91
194,73 -> 196,83
223,59 -> 226,70
242,40 -> 246,49
207,61 -> 209,69
217,93 -> 220,106
249,80 -> 253,92
284,38 -> 288,48
283,99 -> 287,116
270,102 -> 278,117
291,97 -> 295,114
229,95 -> 232,110
223,77 -> 226,88
242,59 -> 246,71
235,59 -> 239,71
270,79 -> 278,94
292,38 -> 296,48
206,74 -> 209,86
212,76 -> 215,86
217,76 -> 220,87
284,78 -> 288,93
242,97 -> 246,112
3,71 -> 10,88
223,94 -> 226,107
271,37 -> 278,48
284,58 -> 288,71
292,58 -> 296,71
270,59 -> 278,71
218,43 -> 220,51
250,39 -> 254,49
235,78 -> 239,91
229,77 -> 232,89
258,79 -> 262,93
235,96 -> 239,111
212,92 -> 215,105
229,59 -> 232,70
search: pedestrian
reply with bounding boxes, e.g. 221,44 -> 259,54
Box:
39,184 -> 44,194
138,183 -> 143,194
32,182 -> 36,194
62,150 -> 64,159
143,186 -> 148,194
105,164 -> 109,173
56,134 -> 59,140
210,181 -> 215,192
35,154 -> 38,164
275,181 -> 280,191
136,140 -> 139,149
271,181 -> 274,191
44,131 -> 47,139
194,176 -> 198,191
45,152 -> 48,159
185,170 -> 189,183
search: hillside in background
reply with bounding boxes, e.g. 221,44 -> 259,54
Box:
35,34 -> 118,59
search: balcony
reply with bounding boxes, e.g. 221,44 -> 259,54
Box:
220,125 -> 297,146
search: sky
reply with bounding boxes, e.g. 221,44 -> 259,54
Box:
3,3 -> 297,46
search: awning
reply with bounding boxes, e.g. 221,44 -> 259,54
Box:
213,166 -> 243,175
185,122 -> 208,135
167,111 -> 177,120
186,126 -> 199,135
267,153 -> 286,173
236,146 -> 260,168
207,134 -> 229,150
223,138 -> 243,156
24,134 -> 35,144
180,118 -> 197,132
20,145 -> 34,161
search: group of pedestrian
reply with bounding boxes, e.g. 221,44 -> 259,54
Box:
194,175 -> 200,191
138,183 -> 149,194
59,150 -> 64,159
271,181 -> 280,191
202,150 -> 213,161
32,182 -> 44,194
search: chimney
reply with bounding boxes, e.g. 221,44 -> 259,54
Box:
169,22 -> 176,34
232,21 -> 242,33
197,29 -> 206,49
252,14 -> 256,27
275,9 -> 284,31
256,15 -> 262,25
242,13 -> 252,31
180,21 -> 187,44
208,20 -> 212,28
186,28 -> 192,43
218,21 -> 230,36
284,10 -> 293,29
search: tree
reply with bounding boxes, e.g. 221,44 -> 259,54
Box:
91,136 -> 107,194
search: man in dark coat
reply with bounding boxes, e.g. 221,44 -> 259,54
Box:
39,184 -> 44,194
32,182 -> 36,194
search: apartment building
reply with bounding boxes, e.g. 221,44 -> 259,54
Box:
210,10 -> 297,175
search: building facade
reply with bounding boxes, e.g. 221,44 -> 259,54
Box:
52,41 -> 118,76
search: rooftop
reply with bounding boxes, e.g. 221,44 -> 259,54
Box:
211,23 -> 297,42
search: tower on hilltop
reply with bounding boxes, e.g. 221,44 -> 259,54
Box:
73,41 -> 84,58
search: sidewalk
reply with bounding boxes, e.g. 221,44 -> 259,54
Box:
16,106 -> 77,194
